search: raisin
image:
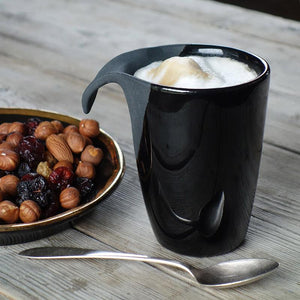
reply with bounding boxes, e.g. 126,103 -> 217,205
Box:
25,117 -> 41,135
36,161 -> 52,179
75,177 -> 95,197
42,198 -> 60,219
17,162 -> 32,178
19,136 -> 45,169
16,174 -> 55,208
34,189 -> 56,208
16,181 -> 32,204
29,175 -> 47,193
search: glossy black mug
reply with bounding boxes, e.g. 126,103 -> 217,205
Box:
82,44 -> 270,256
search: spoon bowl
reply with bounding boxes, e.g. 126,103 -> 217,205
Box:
190,258 -> 278,288
19,247 -> 278,288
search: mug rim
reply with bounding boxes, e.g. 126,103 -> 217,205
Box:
131,44 -> 270,94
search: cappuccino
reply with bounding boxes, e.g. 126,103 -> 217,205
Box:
134,56 -> 257,88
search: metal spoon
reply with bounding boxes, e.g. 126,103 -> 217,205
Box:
19,247 -> 278,288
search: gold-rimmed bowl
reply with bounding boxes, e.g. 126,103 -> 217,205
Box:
0,108 -> 125,245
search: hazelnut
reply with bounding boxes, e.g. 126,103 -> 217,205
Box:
53,160 -> 73,171
0,174 -> 20,197
51,120 -> 64,133
63,125 -> 79,135
81,145 -> 103,165
0,141 -> 15,151
0,149 -> 19,171
79,119 -> 99,138
19,200 -> 41,223
66,132 -> 86,154
0,123 -> 11,135
59,187 -> 80,209
8,122 -> 25,135
34,121 -> 58,140
36,161 -> 52,179
0,200 -> 19,223
75,161 -> 95,179
6,132 -> 23,148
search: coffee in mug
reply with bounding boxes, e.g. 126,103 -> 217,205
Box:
134,56 -> 258,88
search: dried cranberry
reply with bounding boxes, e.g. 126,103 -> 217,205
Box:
21,172 -> 40,181
19,136 -> 45,169
25,117 -> 41,135
49,166 -> 74,192
75,177 -> 95,197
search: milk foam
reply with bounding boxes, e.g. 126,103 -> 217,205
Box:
134,56 -> 257,88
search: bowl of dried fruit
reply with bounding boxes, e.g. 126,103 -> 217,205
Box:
0,108 -> 125,245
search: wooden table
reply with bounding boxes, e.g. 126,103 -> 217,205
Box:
0,0 -> 299,299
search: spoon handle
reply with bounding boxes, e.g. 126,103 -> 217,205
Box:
88,250 -> 192,274
19,247 -> 193,276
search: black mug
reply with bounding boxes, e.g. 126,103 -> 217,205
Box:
82,44 -> 270,256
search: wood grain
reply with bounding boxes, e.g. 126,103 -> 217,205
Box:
0,0 -> 299,299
